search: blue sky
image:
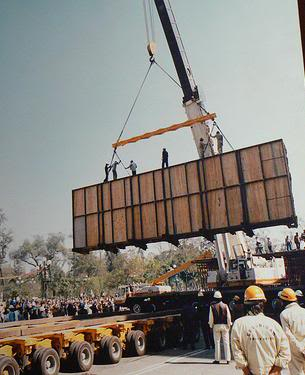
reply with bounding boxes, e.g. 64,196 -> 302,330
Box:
1,0 -> 305,248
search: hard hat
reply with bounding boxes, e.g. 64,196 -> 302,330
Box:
244,285 -> 266,303
213,291 -> 222,299
295,290 -> 303,297
279,288 -> 297,302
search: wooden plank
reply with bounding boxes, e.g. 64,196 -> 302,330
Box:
189,194 -> 202,231
111,180 -> 125,209
226,187 -> 243,226
156,201 -> 166,236
134,206 -> 142,240
241,146 -> 263,182
265,177 -> 293,220
204,156 -> 223,190
173,197 -> 191,234
140,173 -> 155,203
186,162 -> 200,193
221,153 -> 239,186
170,165 -> 188,197
126,207 -> 133,240
104,212 -> 113,244
260,142 -> 287,179
154,170 -> 163,201
113,209 -> 127,243
102,183 -> 111,211
73,189 -> 85,216
86,214 -> 99,247
85,186 -> 97,214
132,176 -> 139,205
207,189 -> 228,229
125,178 -> 131,207
142,203 -> 157,238
246,182 -> 269,223
74,217 -> 86,248
166,200 -> 174,235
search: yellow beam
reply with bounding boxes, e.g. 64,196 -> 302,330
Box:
112,113 -> 216,149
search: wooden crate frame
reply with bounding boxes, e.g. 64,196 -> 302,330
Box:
72,139 -> 297,253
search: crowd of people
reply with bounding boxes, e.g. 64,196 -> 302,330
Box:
0,295 -> 116,323
254,230 -> 305,254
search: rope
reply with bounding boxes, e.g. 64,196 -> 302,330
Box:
154,60 -> 182,89
114,150 -> 131,176
143,0 -> 150,45
110,61 -> 154,166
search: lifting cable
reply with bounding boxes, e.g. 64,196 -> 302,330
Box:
153,59 -> 235,152
110,60 -> 154,167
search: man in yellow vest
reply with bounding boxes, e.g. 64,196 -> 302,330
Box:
231,285 -> 290,375
279,288 -> 305,375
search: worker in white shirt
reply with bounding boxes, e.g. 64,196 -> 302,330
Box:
126,160 -> 137,176
208,290 -> 231,364
231,285 -> 290,375
279,288 -> 305,375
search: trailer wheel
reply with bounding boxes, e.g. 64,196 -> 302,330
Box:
34,347 -> 60,375
32,347 -> 45,368
150,329 -> 166,351
0,356 -> 20,375
70,341 -> 94,372
132,303 -> 142,314
103,336 -> 122,364
129,330 -> 146,356
168,324 -> 184,346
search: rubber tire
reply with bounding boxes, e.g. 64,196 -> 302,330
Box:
32,347 -> 45,368
0,355 -> 20,375
34,347 -> 60,375
130,330 -> 146,356
70,341 -> 94,372
132,303 -> 142,314
167,324 -> 184,347
150,329 -> 166,351
103,336 -> 122,364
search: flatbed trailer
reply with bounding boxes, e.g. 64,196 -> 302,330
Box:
0,310 -> 185,375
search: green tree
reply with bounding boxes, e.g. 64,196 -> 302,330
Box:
0,209 -> 13,299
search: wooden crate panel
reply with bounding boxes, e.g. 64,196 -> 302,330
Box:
74,217 -> 86,248
222,153 -> 239,186
86,214 -> 98,247
73,189 -> 85,217
156,201 -> 166,236
265,178 -> 293,220
111,180 -> 125,209
204,156 -> 223,190
131,176 -> 139,205
226,187 -> 243,226
170,165 -> 187,197
125,178 -> 131,207
104,211 -> 113,244
113,209 -> 127,243
189,194 -> 203,231
86,186 -> 97,214
140,173 -> 155,203
72,140 -> 296,252
134,206 -> 142,240
154,170 -> 164,201
103,183 -> 111,211
241,147 -> 263,182
173,197 -> 191,234
207,190 -> 228,229
142,203 -> 157,238
186,161 -> 200,194
246,182 -> 269,223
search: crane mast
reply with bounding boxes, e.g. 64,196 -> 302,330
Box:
153,0 -> 214,158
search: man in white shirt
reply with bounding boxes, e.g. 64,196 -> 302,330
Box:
126,160 -> 137,176
209,291 -> 231,364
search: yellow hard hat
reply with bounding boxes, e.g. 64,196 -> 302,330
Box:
244,285 -> 266,303
278,288 -> 297,302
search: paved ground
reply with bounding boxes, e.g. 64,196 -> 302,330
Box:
59,340 -> 240,375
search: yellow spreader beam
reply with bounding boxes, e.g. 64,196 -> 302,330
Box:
112,113 -> 216,149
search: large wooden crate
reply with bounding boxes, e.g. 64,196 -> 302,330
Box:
72,139 -> 297,253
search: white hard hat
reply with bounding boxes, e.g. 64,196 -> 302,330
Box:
295,290 -> 303,297
214,291 -> 222,299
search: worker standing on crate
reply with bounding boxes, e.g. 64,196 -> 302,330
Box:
231,285 -> 290,375
162,148 -> 169,168
103,163 -> 111,183
211,131 -> 223,154
112,160 -> 121,180
209,291 -> 231,364
126,160 -> 137,176
278,288 -> 305,375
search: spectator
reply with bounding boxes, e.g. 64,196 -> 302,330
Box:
285,235 -> 292,251
294,233 -> 300,250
